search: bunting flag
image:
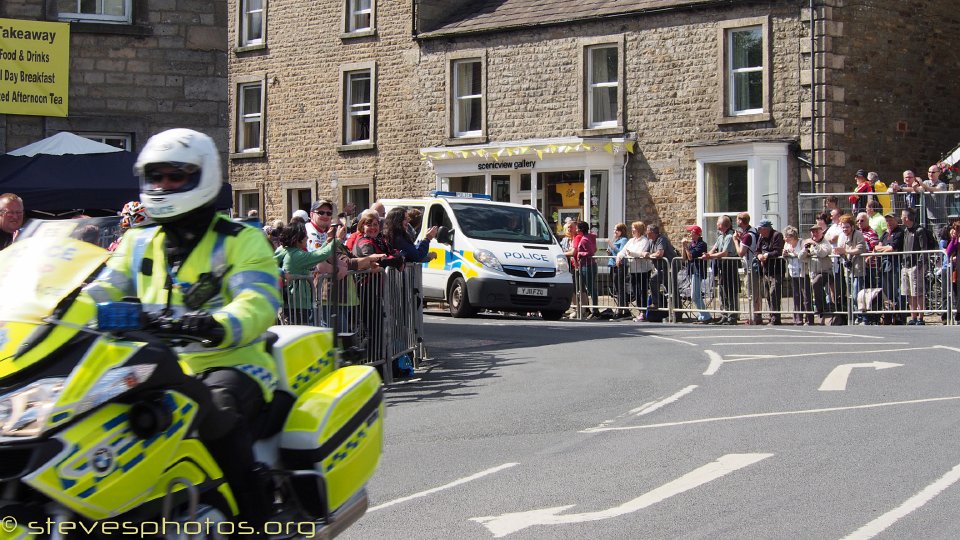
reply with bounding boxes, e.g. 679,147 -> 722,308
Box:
419,140 -> 636,161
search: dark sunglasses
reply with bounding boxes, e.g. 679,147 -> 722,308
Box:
313,210 -> 333,216
147,170 -> 190,184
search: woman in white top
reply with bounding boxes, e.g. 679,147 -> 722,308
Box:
616,221 -> 653,321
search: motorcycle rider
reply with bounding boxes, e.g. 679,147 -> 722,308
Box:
83,128 -> 280,529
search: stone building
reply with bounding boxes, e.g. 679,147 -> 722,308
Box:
0,0 -> 227,169
229,0 -> 960,238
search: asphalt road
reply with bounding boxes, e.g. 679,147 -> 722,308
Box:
343,314 -> 960,540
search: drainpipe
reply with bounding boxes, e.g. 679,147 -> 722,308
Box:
809,0 -> 817,193
621,147 -> 630,224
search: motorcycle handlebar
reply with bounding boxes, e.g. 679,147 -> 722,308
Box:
142,313 -> 225,347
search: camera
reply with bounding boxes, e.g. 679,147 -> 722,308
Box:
379,256 -> 405,269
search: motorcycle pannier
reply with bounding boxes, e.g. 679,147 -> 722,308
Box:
279,365 -> 383,515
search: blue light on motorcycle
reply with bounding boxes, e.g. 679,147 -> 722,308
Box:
97,302 -> 144,331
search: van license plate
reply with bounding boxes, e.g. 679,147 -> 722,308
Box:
517,287 -> 547,296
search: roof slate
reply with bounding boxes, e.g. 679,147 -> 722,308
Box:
423,0 -> 746,37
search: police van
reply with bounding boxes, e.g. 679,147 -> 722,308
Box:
381,192 -> 573,319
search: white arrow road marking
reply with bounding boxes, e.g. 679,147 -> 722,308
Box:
841,460 -> 960,540
470,453 -> 773,537
368,463 -> 519,512
818,361 -> 902,391
703,350 -> 725,375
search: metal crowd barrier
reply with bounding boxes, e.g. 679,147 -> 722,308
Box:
799,190 -> 960,232
571,251 -> 956,326
278,265 -> 425,383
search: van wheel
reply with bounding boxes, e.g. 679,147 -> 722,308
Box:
540,310 -> 564,321
448,277 -> 478,318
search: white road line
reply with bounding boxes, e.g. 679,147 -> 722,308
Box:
775,328 -> 884,338
703,350 -> 725,376
626,401 -> 656,416
650,335 -> 697,346
712,342 -> 909,346
841,461 -> 960,540
368,462 -> 519,511
729,346 -> 938,363
582,395 -> 960,433
632,385 -> 698,416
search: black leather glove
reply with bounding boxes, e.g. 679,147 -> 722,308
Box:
179,311 -> 224,347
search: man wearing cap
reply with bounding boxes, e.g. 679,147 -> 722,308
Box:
923,164 -> 948,224
874,212 -> 905,324
306,199 -> 336,252
703,215 -> 739,324
680,224 -> 713,323
755,219 -> 785,325
799,223 -> 833,324
850,169 -> 873,215
733,212 -> 760,322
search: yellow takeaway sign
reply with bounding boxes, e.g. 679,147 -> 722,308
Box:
0,18 -> 70,117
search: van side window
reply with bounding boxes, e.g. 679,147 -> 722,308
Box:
428,205 -> 452,230
406,205 -> 426,236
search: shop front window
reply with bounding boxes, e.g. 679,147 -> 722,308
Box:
491,175 -> 510,202
589,171 -> 608,235
539,171 -> 584,234
441,176 -> 484,194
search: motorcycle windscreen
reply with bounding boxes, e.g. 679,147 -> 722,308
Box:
0,221 -> 110,326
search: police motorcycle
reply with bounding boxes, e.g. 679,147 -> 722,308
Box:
0,217 -> 383,539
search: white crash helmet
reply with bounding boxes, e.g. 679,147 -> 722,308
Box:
134,128 -> 222,222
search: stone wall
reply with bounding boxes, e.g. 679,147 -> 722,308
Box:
0,0 -> 227,167
818,0 -> 960,191
227,0 -> 425,221
230,0 -> 959,236
416,1 -> 808,237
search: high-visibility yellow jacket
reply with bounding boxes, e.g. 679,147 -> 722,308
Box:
84,214 -> 282,400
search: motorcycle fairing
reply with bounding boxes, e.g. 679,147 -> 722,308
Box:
0,298 -> 99,382
23,391 -> 226,521
45,338 -> 145,430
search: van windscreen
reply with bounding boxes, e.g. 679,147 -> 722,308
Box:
448,203 -> 555,244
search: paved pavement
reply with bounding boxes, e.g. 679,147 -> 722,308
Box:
343,314 -> 960,539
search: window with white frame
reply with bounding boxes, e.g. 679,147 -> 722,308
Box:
453,59 -> 483,138
287,188 -> 312,220
345,0 -> 373,33
236,81 -> 264,153
344,186 -> 370,212
586,45 -> 619,128
727,26 -> 763,115
78,132 -> 132,151
236,190 -> 261,218
58,0 -> 131,23
240,0 -> 264,47
694,143 -> 788,243
344,69 -> 372,145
